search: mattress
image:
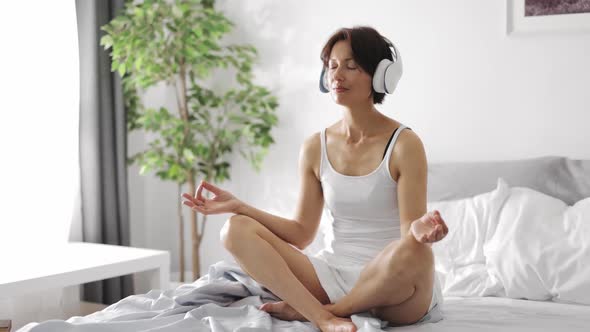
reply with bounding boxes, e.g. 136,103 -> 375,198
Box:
391,296 -> 590,331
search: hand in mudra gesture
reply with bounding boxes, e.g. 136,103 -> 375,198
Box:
411,210 -> 448,244
181,180 -> 242,215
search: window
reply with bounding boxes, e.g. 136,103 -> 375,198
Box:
0,1 -> 79,250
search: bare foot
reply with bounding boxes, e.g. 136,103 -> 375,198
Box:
410,210 -> 449,244
323,303 -> 348,317
259,301 -> 306,321
260,301 -> 357,331
318,316 -> 358,332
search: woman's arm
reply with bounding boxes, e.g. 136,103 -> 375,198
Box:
392,129 -> 431,246
236,133 -> 324,250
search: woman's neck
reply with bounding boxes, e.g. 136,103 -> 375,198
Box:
338,104 -> 387,143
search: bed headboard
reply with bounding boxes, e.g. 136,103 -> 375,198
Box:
427,155 -> 590,205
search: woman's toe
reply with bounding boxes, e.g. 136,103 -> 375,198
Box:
260,302 -> 274,312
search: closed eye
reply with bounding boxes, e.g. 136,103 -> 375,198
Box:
329,66 -> 357,70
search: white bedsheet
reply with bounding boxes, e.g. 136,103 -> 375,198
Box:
17,258 -> 590,331
16,260 -> 392,332
392,296 -> 590,331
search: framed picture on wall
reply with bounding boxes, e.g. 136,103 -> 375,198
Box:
507,0 -> 590,35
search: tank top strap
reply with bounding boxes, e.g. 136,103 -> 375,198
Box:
383,124 -> 410,165
319,128 -> 328,178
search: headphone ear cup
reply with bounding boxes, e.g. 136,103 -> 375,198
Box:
319,67 -> 330,93
372,59 -> 393,94
384,45 -> 403,94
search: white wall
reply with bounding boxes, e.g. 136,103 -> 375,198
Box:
128,0 -> 590,282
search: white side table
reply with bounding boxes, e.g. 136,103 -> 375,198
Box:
0,242 -> 170,297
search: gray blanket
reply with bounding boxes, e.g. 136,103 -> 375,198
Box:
17,260 -> 391,332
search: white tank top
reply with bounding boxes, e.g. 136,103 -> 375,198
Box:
316,124 -> 410,268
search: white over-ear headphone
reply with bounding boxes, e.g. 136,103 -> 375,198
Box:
319,41 -> 403,94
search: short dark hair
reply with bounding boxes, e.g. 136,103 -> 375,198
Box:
320,26 -> 394,104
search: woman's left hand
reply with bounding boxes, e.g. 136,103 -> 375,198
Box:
410,210 -> 448,244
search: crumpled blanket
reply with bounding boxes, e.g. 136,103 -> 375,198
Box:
17,260 -> 393,332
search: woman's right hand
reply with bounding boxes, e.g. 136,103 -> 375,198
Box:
181,180 -> 243,215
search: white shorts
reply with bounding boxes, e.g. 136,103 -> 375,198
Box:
307,253 -> 444,325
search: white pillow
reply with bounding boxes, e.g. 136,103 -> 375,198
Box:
428,178 -> 510,296
430,177 -> 590,304
484,181 -> 590,305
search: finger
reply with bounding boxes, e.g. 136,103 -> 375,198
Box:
431,211 -> 441,226
201,180 -> 223,195
437,217 -> 445,228
191,204 -> 207,214
182,193 -> 200,205
195,196 -> 206,204
424,214 -> 436,227
433,216 -> 442,226
432,211 -> 442,224
436,229 -> 444,242
430,231 -> 437,242
428,210 -> 437,224
437,225 -> 445,239
183,200 -> 203,208
437,219 -> 447,234
195,183 -> 204,201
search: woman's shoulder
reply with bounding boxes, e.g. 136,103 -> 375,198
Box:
395,125 -> 424,153
391,126 -> 427,171
299,132 -> 323,179
301,131 -> 322,152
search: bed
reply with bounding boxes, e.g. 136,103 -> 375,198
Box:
395,296 -> 590,331
16,155 -> 590,331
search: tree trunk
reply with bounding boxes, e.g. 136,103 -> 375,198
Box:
177,185 -> 185,283
177,61 -> 201,280
188,170 -> 206,280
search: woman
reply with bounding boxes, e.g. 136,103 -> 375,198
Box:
182,26 -> 448,332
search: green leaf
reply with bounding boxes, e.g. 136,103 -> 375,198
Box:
134,56 -> 144,70
139,164 -> 149,175
111,59 -> 120,72
183,148 -> 195,162
100,34 -> 114,48
134,7 -> 144,19
118,62 -> 127,76
169,164 -> 181,178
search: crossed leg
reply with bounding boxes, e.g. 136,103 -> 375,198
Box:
330,235 -> 435,325
220,214 -> 357,331
222,213 -> 437,328
261,210 -> 441,326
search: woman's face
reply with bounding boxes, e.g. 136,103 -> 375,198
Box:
326,39 -> 373,106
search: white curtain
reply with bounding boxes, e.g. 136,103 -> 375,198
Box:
0,1 -> 79,250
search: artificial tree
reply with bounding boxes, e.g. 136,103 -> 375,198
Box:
100,0 -> 279,281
